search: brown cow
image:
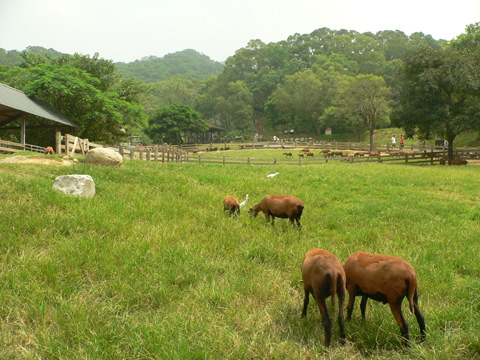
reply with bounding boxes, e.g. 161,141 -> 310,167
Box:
302,248 -> 346,347
343,251 -> 426,346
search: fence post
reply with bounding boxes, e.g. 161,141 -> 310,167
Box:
299,157 -> 302,165
146,150 -> 151,161
198,155 -> 201,164
130,149 -> 134,160
247,157 -> 250,165
274,158 -> 277,165
223,156 -> 225,165
154,147 -> 158,162
119,145 -> 124,157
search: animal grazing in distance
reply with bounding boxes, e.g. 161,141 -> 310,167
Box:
448,158 -> 468,165
44,146 -> 55,155
283,152 -> 293,158
249,195 -> 304,229
301,248 -> 346,347
267,172 -> 280,178
343,251 -> 426,347
298,153 -> 304,158
305,152 -> 314,158
223,195 -> 240,217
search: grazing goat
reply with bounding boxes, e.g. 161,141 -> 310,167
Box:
306,152 -> 314,158
343,251 -> 426,346
298,153 -> 304,158
249,195 -> 304,229
44,146 -> 55,155
223,195 -> 240,217
320,149 -> 331,157
448,158 -> 468,165
301,148 -> 310,153
439,158 -> 446,166
369,150 -> 381,156
283,152 -> 293,158
301,248 -> 346,347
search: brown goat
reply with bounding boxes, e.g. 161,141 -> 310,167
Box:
343,251 -> 426,346
305,152 -> 314,158
223,195 -> 240,216
298,153 -> 304,158
301,248 -> 346,347
283,152 -> 293,158
301,148 -> 310,153
320,149 -> 331,157
44,146 -> 55,155
448,158 -> 468,165
249,195 -> 304,229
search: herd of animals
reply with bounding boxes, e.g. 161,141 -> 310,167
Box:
223,175 -> 426,348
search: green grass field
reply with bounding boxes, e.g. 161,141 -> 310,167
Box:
0,152 -> 479,359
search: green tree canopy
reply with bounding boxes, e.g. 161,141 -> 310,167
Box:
147,103 -> 209,144
0,53 -> 149,144
334,75 -> 392,150
392,38 -> 480,158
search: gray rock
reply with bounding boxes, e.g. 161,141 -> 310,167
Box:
53,175 -> 96,198
84,148 -> 123,167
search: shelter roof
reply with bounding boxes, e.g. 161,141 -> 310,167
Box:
0,83 -> 78,128
207,123 -> 225,132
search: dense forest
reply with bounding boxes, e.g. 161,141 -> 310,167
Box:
1,25 -> 479,152
114,49 -> 225,82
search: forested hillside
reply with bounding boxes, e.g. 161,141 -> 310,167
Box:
115,49 -> 225,82
1,24 -> 479,150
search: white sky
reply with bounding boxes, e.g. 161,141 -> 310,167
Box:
1,0 -> 479,63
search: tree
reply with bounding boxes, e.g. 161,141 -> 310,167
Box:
339,75 -> 392,150
392,42 -> 480,159
0,53 -> 149,144
147,104 -> 209,144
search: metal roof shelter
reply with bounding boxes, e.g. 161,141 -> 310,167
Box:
0,82 -> 78,144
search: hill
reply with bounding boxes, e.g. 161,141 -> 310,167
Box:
114,49 -> 225,82
0,47 -> 224,82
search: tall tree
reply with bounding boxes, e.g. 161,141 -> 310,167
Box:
147,103 -> 209,144
392,40 -> 480,158
340,75 -> 392,150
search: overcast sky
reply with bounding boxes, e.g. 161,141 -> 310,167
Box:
1,0 -> 479,63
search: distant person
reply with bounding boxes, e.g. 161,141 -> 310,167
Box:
391,135 -> 396,149
400,134 -> 404,149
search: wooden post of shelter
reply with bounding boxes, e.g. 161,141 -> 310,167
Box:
130,149 -> 134,160
146,150 -> 151,162
154,147 -> 158,162
119,145 -> 124,157
55,131 -> 62,154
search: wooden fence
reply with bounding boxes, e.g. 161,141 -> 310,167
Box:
1,132 -> 472,166
56,132 -> 188,163
185,150 -> 455,166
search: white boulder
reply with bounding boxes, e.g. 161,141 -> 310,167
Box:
53,175 -> 96,198
84,148 -> 123,167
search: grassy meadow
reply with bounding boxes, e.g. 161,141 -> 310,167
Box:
0,151 -> 479,359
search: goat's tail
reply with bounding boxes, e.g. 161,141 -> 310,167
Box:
407,275 -> 417,314
329,273 -> 337,307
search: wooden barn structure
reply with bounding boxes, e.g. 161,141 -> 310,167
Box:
0,82 -> 78,144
